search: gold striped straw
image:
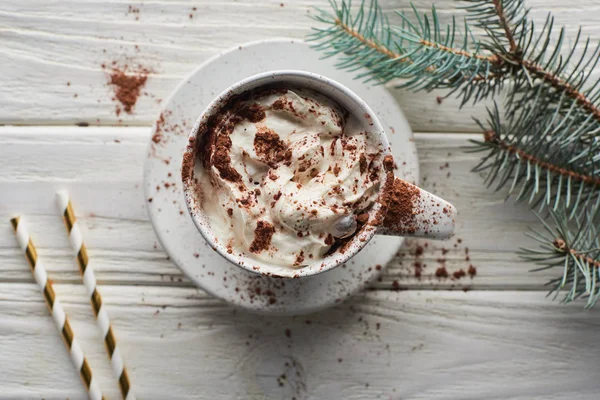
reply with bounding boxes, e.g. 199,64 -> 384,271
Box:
56,191 -> 135,400
10,216 -> 105,400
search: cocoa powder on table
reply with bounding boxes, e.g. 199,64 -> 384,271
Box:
105,64 -> 150,115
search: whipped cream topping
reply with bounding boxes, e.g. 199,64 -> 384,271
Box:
193,87 -> 385,268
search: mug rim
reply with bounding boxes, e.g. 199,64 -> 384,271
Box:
181,70 -> 392,279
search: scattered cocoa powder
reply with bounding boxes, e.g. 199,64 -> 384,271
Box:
468,265 -> 477,277
249,221 -> 275,253
151,113 -> 166,145
370,171 -> 395,227
452,269 -> 466,279
383,155 -> 395,171
382,178 -> 420,234
435,267 -> 448,278
333,164 -> 341,176
105,64 -> 150,114
227,208 -> 233,217
213,133 -> 243,183
238,103 -> 266,122
254,127 -> 288,168
181,146 -> 195,183
294,251 -> 305,266
359,154 -> 368,174
414,261 -> 422,278
415,245 -> 424,256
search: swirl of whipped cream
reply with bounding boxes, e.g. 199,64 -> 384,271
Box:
195,87 -> 384,268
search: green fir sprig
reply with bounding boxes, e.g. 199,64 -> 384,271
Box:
309,0 -> 600,306
521,206 -> 600,307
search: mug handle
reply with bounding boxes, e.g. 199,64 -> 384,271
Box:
376,177 -> 457,240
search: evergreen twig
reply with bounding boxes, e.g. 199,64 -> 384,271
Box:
309,0 -> 600,306
521,206 -> 600,307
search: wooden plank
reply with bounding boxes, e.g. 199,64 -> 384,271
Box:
1,0 -> 598,132
0,127 -> 554,290
1,283 -> 598,399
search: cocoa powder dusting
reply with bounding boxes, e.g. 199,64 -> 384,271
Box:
272,99 -> 284,110
359,154 -> 368,174
415,245 -> 424,256
468,265 -> 477,277
435,267 -> 449,278
383,155 -> 395,171
181,138 -> 196,183
333,164 -> 341,177
294,251 -> 305,266
152,114 -> 164,144
106,65 -> 150,114
382,178 -> 420,234
254,127 -> 288,168
238,103 -> 266,123
452,269 -> 466,279
213,133 -> 243,183
249,221 -> 275,253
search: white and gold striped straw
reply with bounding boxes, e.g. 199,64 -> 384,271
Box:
56,191 -> 135,400
10,216 -> 105,400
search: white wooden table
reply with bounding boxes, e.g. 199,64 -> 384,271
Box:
2,1 -> 599,399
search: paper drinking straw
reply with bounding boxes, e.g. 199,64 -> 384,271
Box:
56,191 -> 135,400
10,217 -> 104,400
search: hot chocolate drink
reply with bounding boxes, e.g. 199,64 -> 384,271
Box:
191,86 -> 388,268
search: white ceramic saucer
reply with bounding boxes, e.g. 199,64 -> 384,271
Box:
143,39 -> 418,316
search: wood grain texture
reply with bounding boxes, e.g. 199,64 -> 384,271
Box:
3,1 -> 599,397
0,126 -> 552,290
1,284 -> 599,400
1,0 -> 598,132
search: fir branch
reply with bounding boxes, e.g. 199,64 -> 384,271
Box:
521,206 -> 600,307
482,130 -> 600,188
418,39 -> 496,62
553,238 -> 600,270
334,18 -> 404,61
308,0 -> 503,99
461,0 -> 528,56
309,0 -> 600,306
493,0 -> 518,53
518,59 -> 600,123
470,101 -> 600,214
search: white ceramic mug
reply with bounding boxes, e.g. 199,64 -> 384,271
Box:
182,71 -> 457,278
